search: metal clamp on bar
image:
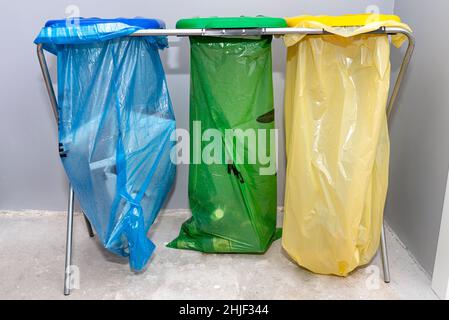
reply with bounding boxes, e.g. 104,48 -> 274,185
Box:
200,28 -> 267,37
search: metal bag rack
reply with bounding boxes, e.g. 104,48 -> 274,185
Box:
36,26 -> 415,296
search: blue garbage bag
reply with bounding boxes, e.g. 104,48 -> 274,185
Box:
35,18 -> 176,271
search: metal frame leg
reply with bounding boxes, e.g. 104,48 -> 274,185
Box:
380,32 -> 415,283
37,44 -> 97,295
64,184 -> 75,296
380,224 -> 391,283
36,27 -> 415,293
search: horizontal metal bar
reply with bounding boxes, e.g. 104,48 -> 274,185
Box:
131,27 -> 411,37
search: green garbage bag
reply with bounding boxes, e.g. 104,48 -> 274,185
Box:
168,35 -> 279,253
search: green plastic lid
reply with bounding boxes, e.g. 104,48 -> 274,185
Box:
176,16 -> 287,29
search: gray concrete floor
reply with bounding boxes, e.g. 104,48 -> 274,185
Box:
0,209 -> 438,300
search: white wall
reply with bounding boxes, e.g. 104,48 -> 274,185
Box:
432,172 -> 449,298
385,0 -> 449,275
0,0 -> 394,211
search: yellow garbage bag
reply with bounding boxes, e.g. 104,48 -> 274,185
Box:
282,14 -> 412,276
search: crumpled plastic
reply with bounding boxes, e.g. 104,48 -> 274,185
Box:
283,14 -> 412,48
35,19 -> 176,271
168,36 -> 279,253
282,16 -> 412,276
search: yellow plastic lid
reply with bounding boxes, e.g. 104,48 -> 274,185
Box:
286,14 -> 401,27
